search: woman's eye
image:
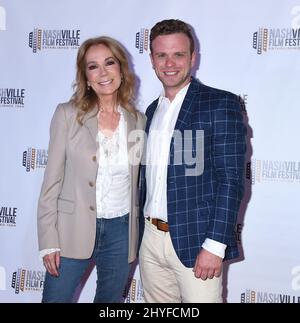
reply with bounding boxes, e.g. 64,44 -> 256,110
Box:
106,60 -> 115,66
88,65 -> 97,70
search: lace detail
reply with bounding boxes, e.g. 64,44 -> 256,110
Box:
96,108 -> 129,218
98,126 -> 120,161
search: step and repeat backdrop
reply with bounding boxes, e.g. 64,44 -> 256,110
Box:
0,0 -> 300,303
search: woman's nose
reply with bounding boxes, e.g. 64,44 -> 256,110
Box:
99,65 -> 108,76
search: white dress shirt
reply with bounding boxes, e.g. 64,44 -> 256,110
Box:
144,84 -> 189,222
144,83 -> 226,259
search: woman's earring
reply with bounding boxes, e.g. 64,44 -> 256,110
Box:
87,83 -> 91,91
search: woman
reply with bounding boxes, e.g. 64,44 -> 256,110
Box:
37,36 -> 145,303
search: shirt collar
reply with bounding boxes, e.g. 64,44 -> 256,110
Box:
158,81 -> 191,106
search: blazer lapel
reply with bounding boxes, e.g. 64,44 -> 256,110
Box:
123,109 -> 139,208
123,108 -> 136,153
145,99 -> 159,135
82,106 -> 98,149
170,77 -> 201,160
173,77 -> 200,132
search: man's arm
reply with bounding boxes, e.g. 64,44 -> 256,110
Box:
207,93 -> 246,245
194,93 -> 246,279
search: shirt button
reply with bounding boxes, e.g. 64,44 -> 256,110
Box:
89,206 -> 95,211
92,155 -> 97,162
89,181 -> 94,187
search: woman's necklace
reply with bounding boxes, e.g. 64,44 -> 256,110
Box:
97,107 -> 121,161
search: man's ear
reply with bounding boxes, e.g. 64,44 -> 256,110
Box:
150,53 -> 154,68
191,51 -> 196,68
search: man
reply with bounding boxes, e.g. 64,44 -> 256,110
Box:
139,19 -> 246,303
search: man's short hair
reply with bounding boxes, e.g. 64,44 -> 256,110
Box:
150,19 -> 195,54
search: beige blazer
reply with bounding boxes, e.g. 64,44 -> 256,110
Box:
37,102 -> 145,262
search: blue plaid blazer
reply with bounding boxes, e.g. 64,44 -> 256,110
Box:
139,77 -> 246,267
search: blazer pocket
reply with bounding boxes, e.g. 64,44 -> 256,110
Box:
57,198 -> 74,214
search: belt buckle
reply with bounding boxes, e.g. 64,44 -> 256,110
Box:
156,219 -> 168,232
146,217 -> 168,232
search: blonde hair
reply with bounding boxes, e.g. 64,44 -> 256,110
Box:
71,36 -> 137,123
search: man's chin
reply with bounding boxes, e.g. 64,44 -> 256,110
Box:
159,78 -> 181,88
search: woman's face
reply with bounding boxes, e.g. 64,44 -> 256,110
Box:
85,44 -> 122,100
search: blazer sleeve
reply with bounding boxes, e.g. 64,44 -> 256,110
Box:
37,104 -> 68,251
207,94 -> 246,245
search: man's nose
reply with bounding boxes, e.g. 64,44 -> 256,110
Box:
165,56 -> 175,67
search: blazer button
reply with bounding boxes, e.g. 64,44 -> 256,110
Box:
92,155 -> 97,162
89,181 -> 94,187
89,206 -> 95,211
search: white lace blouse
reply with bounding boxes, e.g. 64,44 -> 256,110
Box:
96,106 -> 129,219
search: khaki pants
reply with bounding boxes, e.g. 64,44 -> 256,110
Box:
139,219 -> 223,303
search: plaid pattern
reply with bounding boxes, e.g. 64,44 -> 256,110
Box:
139,77 -> 246,267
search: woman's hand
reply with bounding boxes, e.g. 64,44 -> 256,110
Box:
43,251 -> 60,277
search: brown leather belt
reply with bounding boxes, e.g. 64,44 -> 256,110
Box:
146,217 -> 169,232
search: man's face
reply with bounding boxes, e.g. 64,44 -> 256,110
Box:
150,33 -> 195,97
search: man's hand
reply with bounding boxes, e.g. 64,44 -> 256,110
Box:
193,248 -> 222,280
43,251 -> 60,277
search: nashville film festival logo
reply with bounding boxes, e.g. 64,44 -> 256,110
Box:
135,28 -> 149,54
29,28 -> 80,53
0,88 -> 25,108
249,159 -> 300,184
253,27 -> 300,54
22,148 -> 48,172
11,268 -> 45,293
241,289 -> 300,303
0,206 -> 17,227
124,277 -> 144,303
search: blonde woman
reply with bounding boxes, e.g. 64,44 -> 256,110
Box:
37,36 -> 145,303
